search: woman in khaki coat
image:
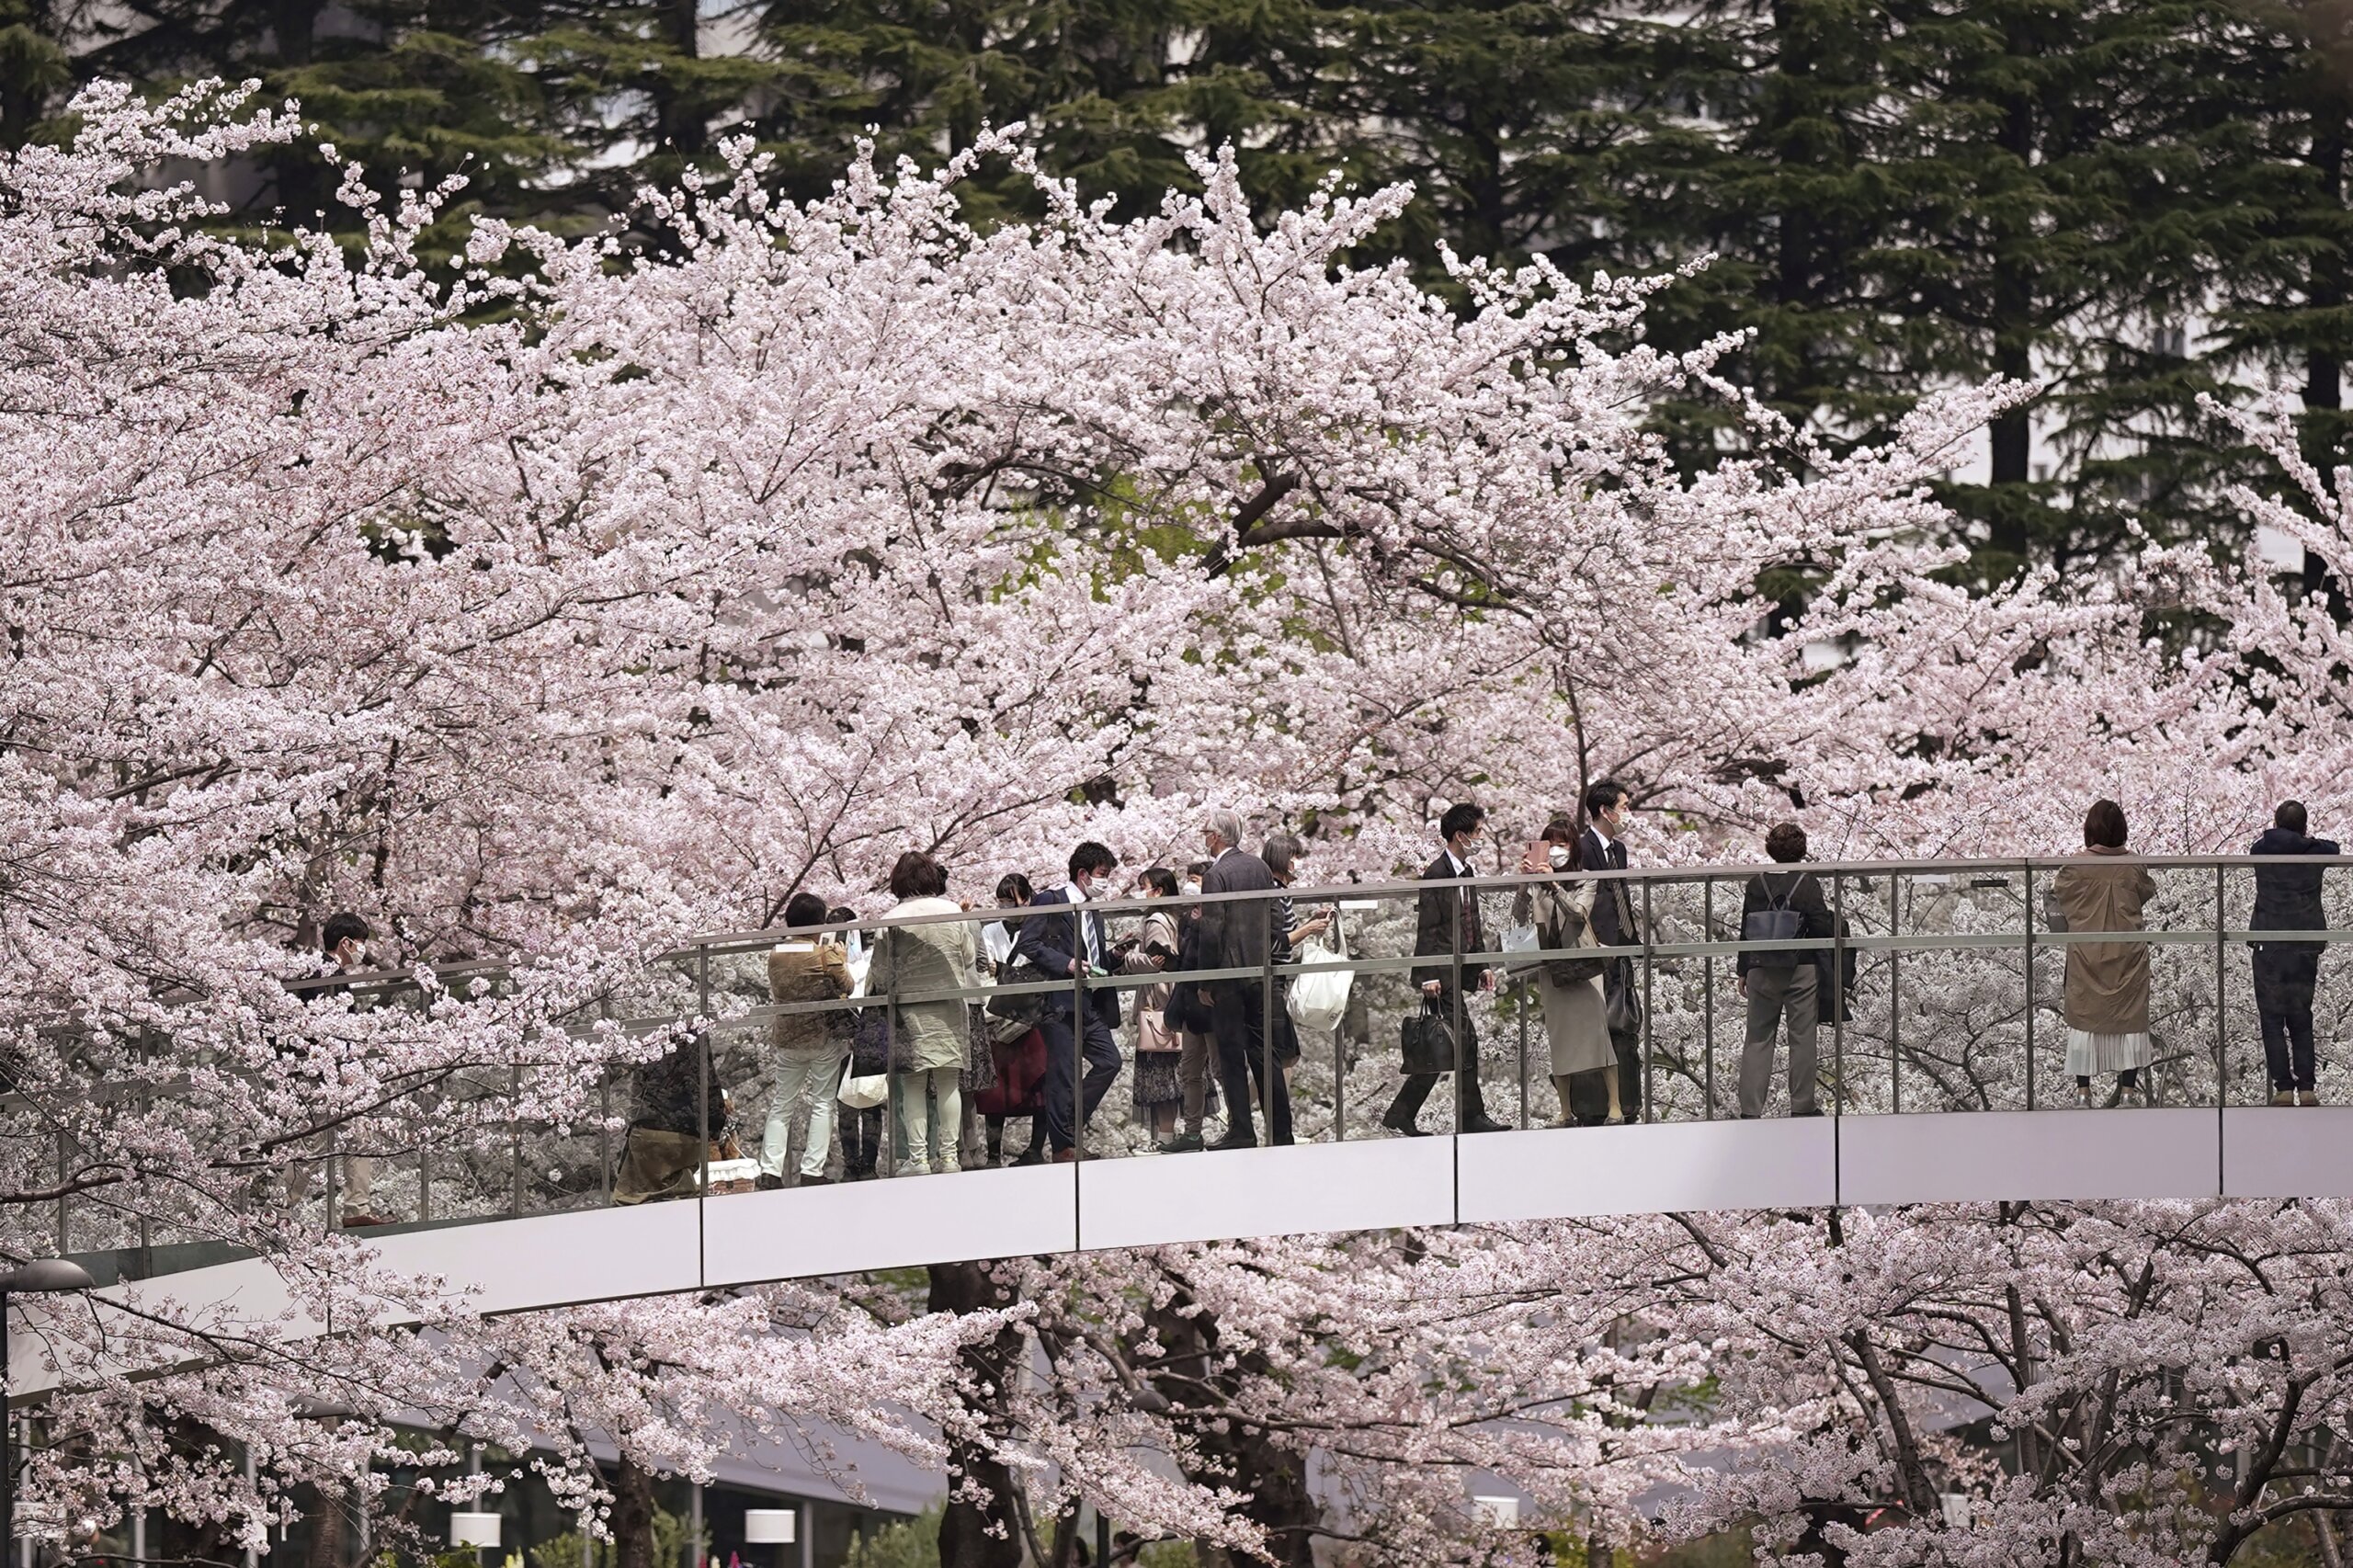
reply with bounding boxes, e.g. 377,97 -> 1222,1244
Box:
1514,817 -> 1618,1125
868,850 -> 979,1176
2050,798 -> 2158,1107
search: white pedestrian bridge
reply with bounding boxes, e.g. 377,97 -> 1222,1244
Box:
15,851 -> 2353,1392
18,1106 -> 2353,1395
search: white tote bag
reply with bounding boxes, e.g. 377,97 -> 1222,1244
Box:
1500,921 -> 1542,977
1286,916 -> 1354,1037
837,1071 -> 889,1110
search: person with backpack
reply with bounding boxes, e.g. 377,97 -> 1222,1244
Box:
1514,818 -> 1620,1125
1735,823 -> 1835,1118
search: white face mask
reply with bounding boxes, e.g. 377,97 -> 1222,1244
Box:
1549,845 -> 1573,870
1183,881 -> 1201,896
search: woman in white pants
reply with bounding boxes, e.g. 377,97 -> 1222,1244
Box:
761,891 -> 854,1188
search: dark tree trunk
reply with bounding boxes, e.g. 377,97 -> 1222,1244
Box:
305,1489 -> 346,1568
612,1457 -> 658,1568
1142,1286 -> 1318,1568
927,1262 -> 1027,1568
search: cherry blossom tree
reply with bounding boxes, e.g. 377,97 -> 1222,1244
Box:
15,67 -> 2353,1568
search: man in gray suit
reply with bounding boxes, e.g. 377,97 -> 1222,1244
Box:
1195,808 -> 1290,1148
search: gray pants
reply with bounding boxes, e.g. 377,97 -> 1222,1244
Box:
1740,963 -> 1818,1117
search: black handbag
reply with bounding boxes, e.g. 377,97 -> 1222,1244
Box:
1605,966 -> 1643,1037
1400,1001 -> 1459,1075
987,960 -> 1049,1028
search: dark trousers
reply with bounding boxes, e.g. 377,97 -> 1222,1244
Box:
1385,988 -> 1490,1131
1039,1010 -> 1121,1153
2256,944 -> 2323,1092
1212,981 -> 1292,1144
838,1103 -> 883,1178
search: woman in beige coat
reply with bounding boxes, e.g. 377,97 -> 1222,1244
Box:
2050,799 -> 2158,1107
1514,817 -> 1620,1125
868,850 -> 980,1175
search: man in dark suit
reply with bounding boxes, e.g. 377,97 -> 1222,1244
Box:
1384,802 -> 1507,1135
1015,841 -> 1125,1160
2252,800 -> 2341,1106
1195,809 -> 1290,1148
1572,778 -> 1644,1125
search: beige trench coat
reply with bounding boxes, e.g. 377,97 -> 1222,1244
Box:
2051,848 -> 2158,1035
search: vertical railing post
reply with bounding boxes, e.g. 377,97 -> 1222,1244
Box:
1702,878 -> 1715,1119
510,1062 -> 525,1216
2023,861 -> 2037,1112
1832,874 -> 1847,1116
1333,907 -> 1348,1142
1516,973 -> 1529,1131
888,952 -> 904,1176
597,998 -> 613,1205
696,944 -> 711,1202
1640,878 -> 1654,1123
2215,861 -> 2228,1109
1070,919 -> 1086,1165
1260,911 -> 1276,1140
1889,872 -> 1902,1115
1449,876 -> 1465,1136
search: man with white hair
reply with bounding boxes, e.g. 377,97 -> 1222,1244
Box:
1195,809 -> 1290,1148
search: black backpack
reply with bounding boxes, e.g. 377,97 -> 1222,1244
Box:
1742,877 -> 1806,969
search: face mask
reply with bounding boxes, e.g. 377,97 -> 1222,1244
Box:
1549,846 -> 1572,869
1183,881 -> 1201,896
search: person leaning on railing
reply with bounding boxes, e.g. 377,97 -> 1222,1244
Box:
1734,824 -> 1833,1119
2250,800 -> 2338,1107
757,892 -> 852,1190
867,851 -> 978,1176
2049,799 -> 2157,1108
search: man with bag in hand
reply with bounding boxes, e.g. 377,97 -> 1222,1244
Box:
1385,802 -> 1507,1136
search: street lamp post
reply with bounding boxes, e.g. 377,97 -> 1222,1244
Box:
1,1260 -> 97,1568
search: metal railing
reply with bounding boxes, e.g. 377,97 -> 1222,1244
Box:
18,853 -> 2353,1276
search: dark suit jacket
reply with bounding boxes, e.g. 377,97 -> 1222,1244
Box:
2252,826 -> 2340,936
1199,847 -> 1278,976
1735,869 -> 1836,977
1580,828 -> 1639,966
1412,850 -> 1487,993
1014,886 -> 1122,1030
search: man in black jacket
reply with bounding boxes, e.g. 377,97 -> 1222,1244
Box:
1384,802 -> 1507,1135
1195,810 -> 1290,1148
1016,841 -> 1128,1159
1572,779 -> 1644,1125
2252,801 -> 2340,1106
1735,823 -> 1836,1118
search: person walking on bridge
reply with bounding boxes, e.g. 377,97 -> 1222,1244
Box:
2251,800 -> 2338,1107
1387,802 -> 1506,1135
1016,842 -> 1126,1161
1734,824 -> 1833,1119
1198,811 -> 1290,1148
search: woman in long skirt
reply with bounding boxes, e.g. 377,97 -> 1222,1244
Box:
1514,817 -> 1620,1125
